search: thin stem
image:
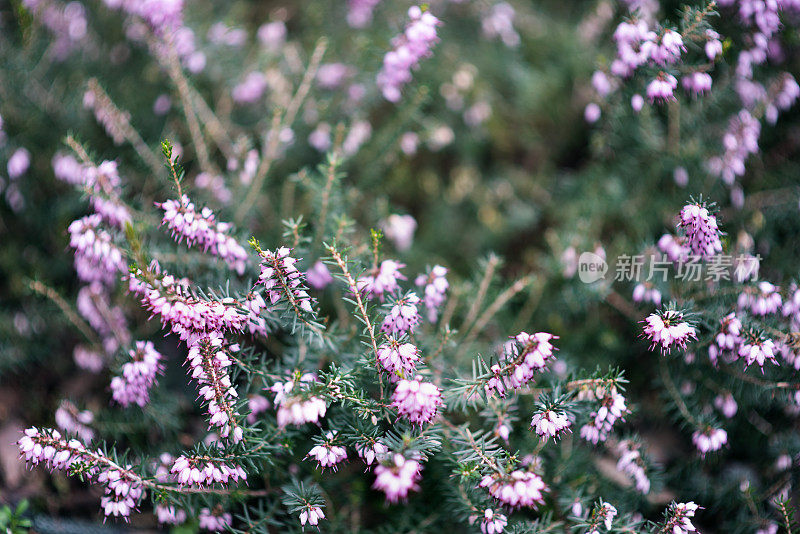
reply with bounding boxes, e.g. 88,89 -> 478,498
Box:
462,275 -> 532,348
460,255 -> 500,335
28,280 -> 101,346
660,358 -> 701,427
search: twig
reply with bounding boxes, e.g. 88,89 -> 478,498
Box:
28,280 -> 101,346
462,275 -> 532,349
460,255 -> 500,335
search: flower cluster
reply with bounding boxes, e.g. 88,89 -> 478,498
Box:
692,427 -> 728,456
580,389 -> 629,445
738,281 -> 782,316
198,507 -> 233,532
372,453 -> 422,502
391,377 -> 443,425
738,332 -> 777,370
381,293 -> 421,335
377,6 -> 440,102
110,341 -> 164,408
357,260 -> 405,301
661,502 -> 700,534
54,400 -> 94,443
415,265 -> 449,322
377,337 -> 421,378
530,408 -> 571,441
708,312 -> 743,365
158,195 -> 248,274
18,428 -> 144,519
357,440 -> 389,467
155,504 -> 187,525
68,214 -> 127,285
300,505 -> 326,527
678,203 -> 723,259
642,310 -> 697,354
270,373 -> 328,427
171,455 -> 246,486
486,332 -> 558,396
130,265 -> 248,340
307,432 -> 348,471
589,502 -> 617,533
479,470 -> 547,509
186,332 -> 243,442
616,440 -> 650,494
257,246 -> 315,313
632,282 -> 661,306
473,508 -> 508,534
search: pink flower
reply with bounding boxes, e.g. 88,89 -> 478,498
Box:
530,409 -> 571,440
382,293 -> 421,335
299,506 -> 326,527
642,310 -> 696,354
682,72 -> 713,96
170,455 -> 246,487
54,400 -> 94,443
649,29 -> 684,65
714,393 -> 738,418
381,214 -> 417,251
198,507 -> 232,531
584,103 -> 601,123
110,341 -> 164,408
307,432 -> 347,471
632,282 -> 661,306
155,504 -> 187,525
377,337 -> 421,378
646,73 -> 678,103
258,246 -> 315,313
738,281 -> 782,316
738,336 -> 777,370
232,72 -> 268,104
631,94 -> 644,112
475,508 -> 507,534
270,373 -> 328,427
377,6 -> 440,102
708,312 -> 742,365
580,390 -> 628,444
392,377 -> 443,425
662,502 -> 700,533
415,265 -> 449,322
486,332 -> 558,396
479,469 -> 547,509
616,440 -> 650,494
306,260 -> 334,290
373,453 -> 422,502
356,260 -> 406,301
7,147 -> 30,179
692,427 -> 727,456
679,202 -> 723,259
357,440 -> 389,467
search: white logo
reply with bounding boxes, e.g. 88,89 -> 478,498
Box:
578,252 -> 608,283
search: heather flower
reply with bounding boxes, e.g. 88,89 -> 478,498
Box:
158,195 -> 248,274
738,281 -> 782,315
714,393 -> 738,418
155,504 -> 187,525
584,103 -> 601,123
309,123 -> 332,152
7,147 -> 31,179
705,29 -> 723,60
77,283 -> 131,353
474,508 -> 507,534
257,21 -> 286,51
682,72 -> 713,96
530,408 -> 571,441
646,73 -> 678,102
247,394 -> 270,423
110,341 -> 164,408
692,427 -> 727,456
347,0 -> 381,28
186,332 -> 243,442
642,310 -> 697,354
391,376 -> 443,425
632,282 -> 661,306
415,265 -> 449,322
74,345 -> 104,372
673,166 -> 689,187
54,400 -> 94,443
68,214 -> 127,285
307,431 -> 347,471
649,29 -> 684,65
373,453 -> 422,502
616,440 -> 650,494
171,454 -> 246,486
257,246 -> 315,313
738,334 -> 777,370
479,469 -> 547,509
299,506 -> 326,527
317,63 -> 352,89
708,110 -> 760,185
708,312 -> 743,365
678,202 -> 723,259
356,260 -> 406,301
381,214 -> 417,251
232,71 -> 268,104
580,390 -> 628,444
198,507 -> 232,532
357,440 -> 389,467
377,6 -> 440,102
631,93 -> 644,112
486,332 -> 558,396
381,293 -> 421,335
377,337 -> 420,377
18,427 -> 144,519
270,373 -> 328,427
481,2 -> 519,48
657,233 -> 690,263
662,502 -> 701,534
